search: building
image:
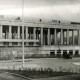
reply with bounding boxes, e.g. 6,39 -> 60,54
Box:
0,17 -> 80,59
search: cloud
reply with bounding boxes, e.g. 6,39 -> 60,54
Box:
0,0 -> 80,22
24,0 -> 80,7
0,0 -> 79,9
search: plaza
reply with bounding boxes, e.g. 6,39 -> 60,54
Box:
0,58 -> 80,73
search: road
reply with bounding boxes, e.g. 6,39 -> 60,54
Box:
0,72 -> 31,80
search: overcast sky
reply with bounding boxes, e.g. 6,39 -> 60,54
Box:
0,0 -> 80,22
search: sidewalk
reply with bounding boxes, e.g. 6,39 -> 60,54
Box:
32,74 -> 80,80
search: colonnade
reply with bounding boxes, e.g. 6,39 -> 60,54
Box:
0,25 -> 80,46
41,28 -> 80,45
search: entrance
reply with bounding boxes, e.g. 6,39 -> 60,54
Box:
56,49 -> 61,58
63,50 -> 67,58
50,51 -> 55,57
69,50 -> 73,55
75,50 -> 79,57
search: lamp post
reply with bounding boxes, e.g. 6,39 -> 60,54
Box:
22,0 -> 24,68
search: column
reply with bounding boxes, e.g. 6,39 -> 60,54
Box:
55,50 -> 57,57
9,26 -> 12,46
61,29 -> 63,45
41,27 -> 43,45
14,28 -> 17,39
9,25 -> 11,39
79,50 -> 80,55
61,50 -> 63,57
36,28 -> 39,40
0,25 -> 3,46
6,29 -> 8,39
0,25 -> 2,39
48,28 -> 50,45
67,29 -> 69,45
26,27 -> 28,46
29,28 -> 31,39
33,27 -> 36,45
67,50 -> 69,53
18,26 -> 20,46
18,26 -> 20,39
54,28 -> 57,45
73,50 -> 75,57
72,30 -> 74,45
78,30 -> 80,45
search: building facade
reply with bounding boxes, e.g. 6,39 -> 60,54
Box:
0,19 -> 80,59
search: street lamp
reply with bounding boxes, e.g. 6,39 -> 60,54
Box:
22,0 -> 24,68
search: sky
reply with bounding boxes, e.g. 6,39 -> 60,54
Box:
0,0 -> 80,22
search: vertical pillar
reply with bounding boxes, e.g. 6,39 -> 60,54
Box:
67,29 -> 69,45
33,27 -> 36,45
18,26 -> 20,39
73,50 -> 75,57
67,50 -> 69,53
43,32 -> 45,45
18,26 -> 20,46
9,25 -> 11,39
79,50 -> 80,55
0,25 -> 2,39
14,28 -> 17,39
26,27 -> 28,39
9,25 -> 12,46
41,27 -> 43,45
26,27 -> 28,46
6,28 -> 8,39
33,27 -> 36,39
29,28 -> 31,39
78,30 -> 80,45
55,50 -> 57,57
36,28 -> 38,39
63,31 -> 65,45
61,50 -> 63,57
54,28 -> 57,45
72,30 -> 74,45
55,50 -> 57,54
61,29 -> 63,45
0,25 -> 3,46
48,28 -> 50,45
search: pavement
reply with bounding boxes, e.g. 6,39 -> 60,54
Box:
0,72 -> 31,80
0,72 -> 79,80
0,58 -> 80,72
32,74 -> 80,80
0,58 -> 80,80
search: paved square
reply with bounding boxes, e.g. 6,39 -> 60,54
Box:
0,58 -> 80,73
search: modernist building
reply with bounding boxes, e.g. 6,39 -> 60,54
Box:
0,18 -> 80,59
